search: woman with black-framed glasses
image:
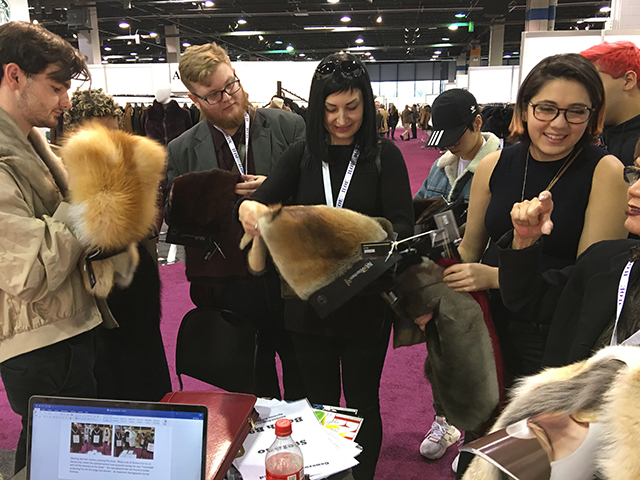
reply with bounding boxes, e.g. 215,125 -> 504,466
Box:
445,54 -> 629,378
239,52 -> 413,480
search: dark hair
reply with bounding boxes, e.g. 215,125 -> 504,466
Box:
306,52 -> 378,161
634,136 -> 640,161
0,21 -> 90,84
509,53 -> 604,147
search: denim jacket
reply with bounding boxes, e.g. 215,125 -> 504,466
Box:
414,132 -> 500,202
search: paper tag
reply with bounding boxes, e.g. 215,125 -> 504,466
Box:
116,440 -> 122,447
93,435 -> 100,443
73,435 -> 80,443
360,241 -> 392,258
147,443 -> 154,452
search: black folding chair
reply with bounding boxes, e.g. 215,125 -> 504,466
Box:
175,307 -> 259,394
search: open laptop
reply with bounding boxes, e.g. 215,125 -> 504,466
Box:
26,396 -> 207,480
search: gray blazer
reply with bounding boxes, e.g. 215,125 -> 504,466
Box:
166,107 -> 305,193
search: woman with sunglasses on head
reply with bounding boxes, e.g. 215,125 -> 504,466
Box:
440,54 -> 629,383
239,52 -> 413,479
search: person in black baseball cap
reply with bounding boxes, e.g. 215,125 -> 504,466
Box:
415,88 -> 501,468
426,88 -> 481,148
415,89 -> 500,205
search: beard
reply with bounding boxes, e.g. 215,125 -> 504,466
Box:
203,88 -> 250,131
18,85 -> 59,129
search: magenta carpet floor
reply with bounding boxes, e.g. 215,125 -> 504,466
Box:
0,131 -> 450,479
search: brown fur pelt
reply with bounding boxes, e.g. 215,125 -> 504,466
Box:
243,204 -> 389,300
60,122 -> 166,296
166,168 -> 240,235
391,257 -> 501,432
462,346 -> 640,480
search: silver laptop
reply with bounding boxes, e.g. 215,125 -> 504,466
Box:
26,396 -> 207,480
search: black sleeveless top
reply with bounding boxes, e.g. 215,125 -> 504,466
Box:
483,142 -> 607,272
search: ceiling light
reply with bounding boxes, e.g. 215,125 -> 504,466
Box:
442,37 -> 450,41
204,0 -> 214,6
130,52 -> 136,55
376,16 -> 382,23
275,40 -> 282,44
286,45 -> 294,51
448,24 -> 459,30
455,12 -> 466,18
127,41 -> 132,45
434,50 -> 441,54
119,21 -> 130,28
364,52 -> 371,56
149,31 -> 157,37
355,37 -> 364,44
299,53 -> 305,57
258,35 -> 264,41
600,6 -> 611,12
32,19 -> 38,24
104,46 -> 112,51
341,15 -> 351,22
328,0 -> 339,3
513,51 -> 520,55
73,33 -> 77,38
158,57 -> 165,61
182,42 -> 191,47
237,18 -> 247,24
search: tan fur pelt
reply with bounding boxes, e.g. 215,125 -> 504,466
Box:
462,346 -> 640,480
251,204 -> 388,300
60,122 -> 167,251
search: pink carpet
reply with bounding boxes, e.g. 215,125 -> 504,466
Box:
0,134 -> 454,478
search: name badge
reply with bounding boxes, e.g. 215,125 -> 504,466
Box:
360,241 -> 393,259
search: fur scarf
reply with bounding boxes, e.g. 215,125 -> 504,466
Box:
60,122 -> 166,297
462,345 -> 640,480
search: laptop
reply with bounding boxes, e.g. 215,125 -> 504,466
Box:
26,396 -> 207,480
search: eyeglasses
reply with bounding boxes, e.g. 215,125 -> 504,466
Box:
192,76 -> 241,105
529,102 -> 593,125
624,165 -> 640,186
314,59 -> 364,80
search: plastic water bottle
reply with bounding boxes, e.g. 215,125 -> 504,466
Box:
265,418 -> 304,480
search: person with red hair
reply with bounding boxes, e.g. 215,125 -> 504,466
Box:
581,41 -> 640,165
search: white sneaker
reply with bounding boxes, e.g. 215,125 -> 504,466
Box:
419,417 -> 461,460
452,453 -> 460,473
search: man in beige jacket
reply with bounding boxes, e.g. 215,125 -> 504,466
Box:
0,22 -> 104,473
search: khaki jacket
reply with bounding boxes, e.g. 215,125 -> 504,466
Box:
0,107 -> 102,363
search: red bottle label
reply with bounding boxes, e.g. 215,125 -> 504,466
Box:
265,467 -> 304,480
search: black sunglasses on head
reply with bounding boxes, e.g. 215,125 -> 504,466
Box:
314,59 -> 364,80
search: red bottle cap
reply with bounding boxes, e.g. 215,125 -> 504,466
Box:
274,418 -> 292,437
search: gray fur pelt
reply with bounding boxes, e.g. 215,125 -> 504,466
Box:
462,345 -> 640,480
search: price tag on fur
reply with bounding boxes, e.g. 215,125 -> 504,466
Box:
361,241 -> 393,258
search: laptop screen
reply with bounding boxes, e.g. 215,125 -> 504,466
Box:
27,396 -> 207,480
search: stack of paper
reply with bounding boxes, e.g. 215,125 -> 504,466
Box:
234,399 -> 362,480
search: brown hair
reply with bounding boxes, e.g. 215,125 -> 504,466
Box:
0,21 -> 89,85
509,53 -> 605,147
178,42 -> 232,91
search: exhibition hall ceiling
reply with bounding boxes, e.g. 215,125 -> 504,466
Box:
30,0 -> 610,63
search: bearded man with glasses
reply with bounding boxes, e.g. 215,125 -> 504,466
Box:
164,42 -> 306,400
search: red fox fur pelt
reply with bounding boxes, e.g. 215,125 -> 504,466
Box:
243,204 -> 389,300
60,123 -> 166,251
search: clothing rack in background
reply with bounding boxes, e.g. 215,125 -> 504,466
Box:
276,81 -> 308,103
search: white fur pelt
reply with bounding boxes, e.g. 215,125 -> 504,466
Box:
60,122 -> 166,297
462,346 -> 640,480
